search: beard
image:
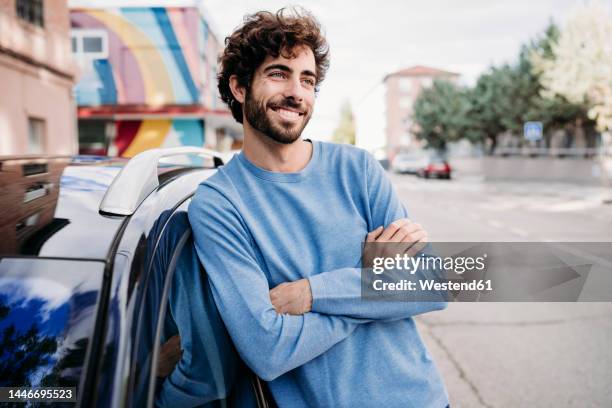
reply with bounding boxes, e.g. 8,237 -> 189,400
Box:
243,88 -> 312,145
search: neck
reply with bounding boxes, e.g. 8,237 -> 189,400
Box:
241,121 -> 313,172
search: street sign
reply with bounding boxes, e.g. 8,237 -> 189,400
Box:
524,121 -> 543,141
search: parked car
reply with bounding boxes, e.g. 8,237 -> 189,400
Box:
417,155 -> 452,179
0,148 -> 273,407
391,152 -> 429,174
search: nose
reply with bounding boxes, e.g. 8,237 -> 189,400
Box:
282,76 -> 305,102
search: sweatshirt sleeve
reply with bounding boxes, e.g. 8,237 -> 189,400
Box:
187,184 -> 363,381
308,264 -> 447,321
307,152 -> 447,320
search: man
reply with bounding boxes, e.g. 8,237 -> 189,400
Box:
187,8 -> 450,408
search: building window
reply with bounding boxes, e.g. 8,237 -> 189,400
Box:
399,97 -> 412,109
83,37 -> 103,53
27,117 -> 46,154
399,78 -> 412,92
420,77 -> 433,88
16,0 -> 44,27
77,120 -> 112,155
70,29 -> 109,61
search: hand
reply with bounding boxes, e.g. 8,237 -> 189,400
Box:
156,334 -> 182,378
366,218 -> 428,258
269,279 -> 313,315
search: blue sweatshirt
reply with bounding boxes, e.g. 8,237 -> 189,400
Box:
187,140 -> 449,408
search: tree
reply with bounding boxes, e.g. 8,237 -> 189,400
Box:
470,23 -> 588,153
467,65 -> 514,153
412,80 -> 473,151
332,101 -> 356,145
532,1 -> 612,132
521,23 -> 593,147
411,21 -> 595,154
0,299 -> 58,388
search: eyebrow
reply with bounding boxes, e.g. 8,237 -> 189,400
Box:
263,64 -> 317,80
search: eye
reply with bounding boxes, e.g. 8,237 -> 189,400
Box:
302,78 -> 316,87
269,71 -> 286,79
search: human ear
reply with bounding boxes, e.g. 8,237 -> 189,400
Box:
229,75 -> 246,104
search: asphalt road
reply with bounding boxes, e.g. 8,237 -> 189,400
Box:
390,172 -> 612,408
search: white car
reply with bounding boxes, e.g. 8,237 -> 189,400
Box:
392,152 -> 429,174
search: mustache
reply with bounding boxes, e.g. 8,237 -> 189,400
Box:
267,98 -> 307,114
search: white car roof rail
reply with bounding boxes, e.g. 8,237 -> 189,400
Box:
99,147 -> 223,216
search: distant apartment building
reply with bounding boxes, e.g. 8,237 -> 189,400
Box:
0,0 -> 77,155
384,65 -> 459,157
69,0 -> 240,157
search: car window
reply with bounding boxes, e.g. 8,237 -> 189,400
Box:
397,153 -> 426,160
429,155 -> 446,163
128,206 -> 261,407
0,258 -> 104,400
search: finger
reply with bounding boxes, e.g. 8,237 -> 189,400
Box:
167,348 -> 182,361
392,222 -> 423,240
161,335 -> 180,352
366,226 -> 384,242
377,219 -> 409,241
270,282 -> 289,293
388,220 -> 422,242
394,240 -> 415,257
278,302 -> 295,315
270,296 -> 286,310
405,222 -> 423,234
166,345 -> 183,358
400,229 -> 427,244
271,294 -> 292,310
405,240 -> 428,257
388,224 -> 412,242
283,303 -> 303,315
269,283 -> 289,299
402,233 -> 428,258
393,227 -> 426,251
273,296 -> 290,307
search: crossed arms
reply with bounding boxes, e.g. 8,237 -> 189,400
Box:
270,218 -> 436,318
185,155 -> 447,381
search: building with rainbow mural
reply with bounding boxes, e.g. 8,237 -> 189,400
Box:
69,0 -> 241,157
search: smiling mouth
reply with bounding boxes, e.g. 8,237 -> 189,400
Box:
270,106 -> 304,121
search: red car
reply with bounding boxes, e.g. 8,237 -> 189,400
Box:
417,156 -> 452,179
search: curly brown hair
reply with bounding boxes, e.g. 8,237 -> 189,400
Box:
217,7 -> 330,123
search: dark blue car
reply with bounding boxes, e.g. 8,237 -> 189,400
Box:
0,148 -> 273,407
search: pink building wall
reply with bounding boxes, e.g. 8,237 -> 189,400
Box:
0,0 -> 77,155
384,66 -> 459,158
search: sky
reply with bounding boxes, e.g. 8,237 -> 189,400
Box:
203,0 -> 612,150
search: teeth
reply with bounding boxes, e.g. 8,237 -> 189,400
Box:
277,108 -> 300,120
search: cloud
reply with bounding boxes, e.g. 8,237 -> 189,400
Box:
0,258 -> 101,322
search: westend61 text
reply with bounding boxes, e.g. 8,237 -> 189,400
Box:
372,279 -> 493,292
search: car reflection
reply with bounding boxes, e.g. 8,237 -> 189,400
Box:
0,258 -> 104,397
0,157 -> 69,256
0,156 -> 126,259
130,210 -> 257,407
